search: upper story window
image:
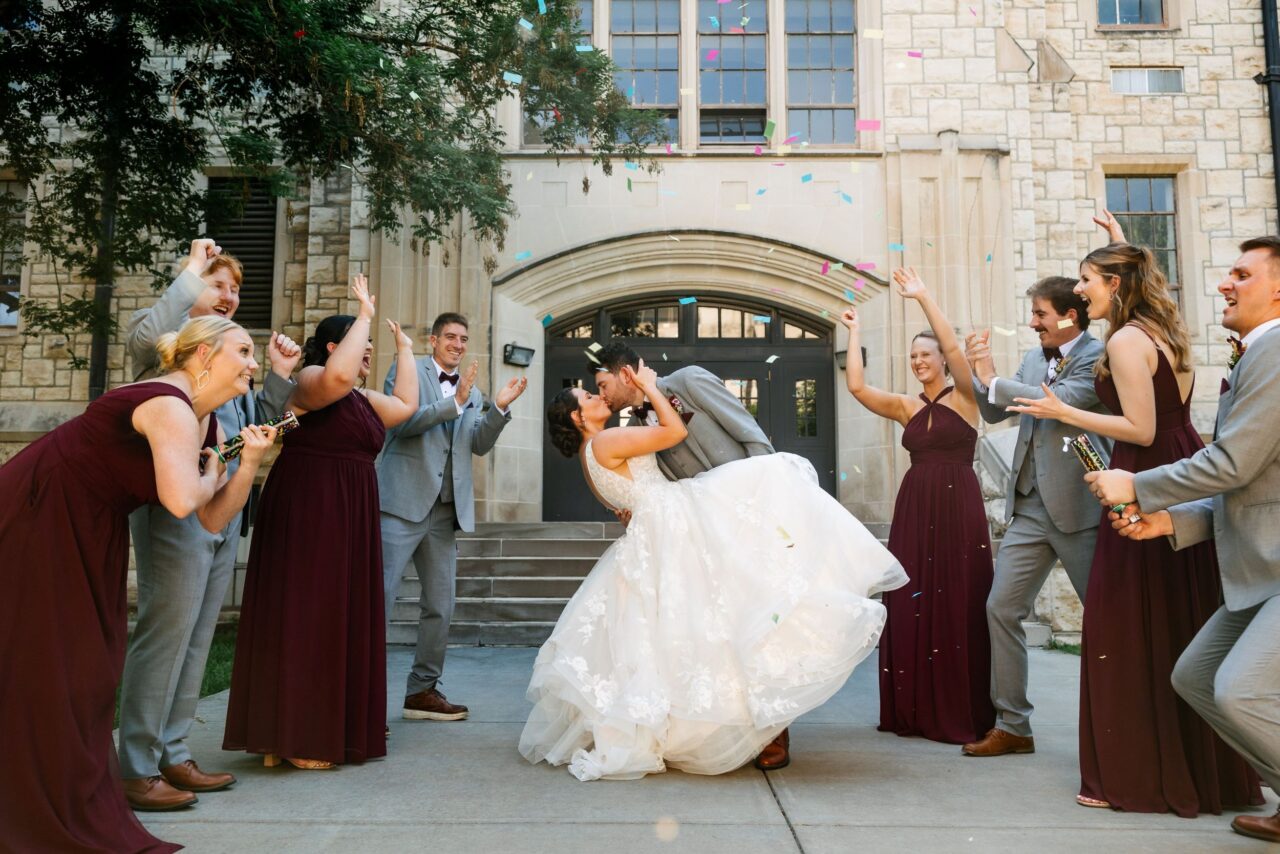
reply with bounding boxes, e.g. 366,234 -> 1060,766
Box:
1111,67 -> 1183,94
1105,175 -> 1179,293
698,0 -> 767,144
525,1 -> 595,145
1098,0 -> 1164,26
786,0 -> 857,144
613,0 -> 681,141
206,176 -> 278,329
0,179 -> 25,328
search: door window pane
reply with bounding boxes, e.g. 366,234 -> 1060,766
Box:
724,378 -> 760,417
794,379 -> 818,437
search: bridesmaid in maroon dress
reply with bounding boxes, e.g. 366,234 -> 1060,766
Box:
1011,233 -> 1263,815
223,275 -> 418,769
842,267 -> 996,744
0,316 -> 276,852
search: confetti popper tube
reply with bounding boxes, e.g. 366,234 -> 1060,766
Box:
214,411 -> 300,464
1066,434 -> 1128,513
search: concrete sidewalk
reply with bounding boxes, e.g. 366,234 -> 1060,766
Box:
140,647 -> 1276,853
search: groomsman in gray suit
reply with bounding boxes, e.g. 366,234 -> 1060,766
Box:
963,276 -> 1112,757
379,313 -> 527,722
119,239 -> 298,811
1094,236 -> 1280,843
592,342 -> 794,769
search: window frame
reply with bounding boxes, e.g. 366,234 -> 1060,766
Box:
785,0 -> 858,147
1103,173 -> 1182,299
611,0 -> 682,144
1110,66 -> 1183,95
1095,0 -> 1168,30
697,0 -> 769,147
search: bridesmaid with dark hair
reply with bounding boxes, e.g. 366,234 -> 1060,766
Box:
0,316 -> 275,852
223,275 -> 419,769
1010,213 -> 1263,814
842,267 -> 996,744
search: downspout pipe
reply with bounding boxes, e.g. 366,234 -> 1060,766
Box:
1256,0 -> 1280,217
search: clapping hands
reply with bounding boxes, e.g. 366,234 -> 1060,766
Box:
495,375 -> 528,410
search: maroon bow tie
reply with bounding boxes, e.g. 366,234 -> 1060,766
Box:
439,371 -> 460,385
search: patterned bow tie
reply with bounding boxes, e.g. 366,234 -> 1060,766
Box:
439,370 -> 460,385
1227,336 -> 1246,370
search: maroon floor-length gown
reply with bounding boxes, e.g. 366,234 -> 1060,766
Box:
879,387 -> 996,744
1078,345 -> 1263,815
0,382 -> 217,853
223,390 -> 387,765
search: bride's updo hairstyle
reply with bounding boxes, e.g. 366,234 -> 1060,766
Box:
547,387 -> 584,458
302,314 -> 356,367
156,316 -> 241,374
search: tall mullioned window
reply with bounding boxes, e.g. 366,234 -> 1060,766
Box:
613,0 -> 681,140
1098,0 -> 1164,26
524,0 -> 595,145
0,180 -> 25,328
786,0 -> 856,144
698,0 -> 767,143
1106,175 -> 1179,294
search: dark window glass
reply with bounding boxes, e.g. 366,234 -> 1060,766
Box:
794,378 -> 818,437
1105,175 -> 1179,288
1099,0 -> 1164,25
0,180 -> 24,328
786,2 -> 857,144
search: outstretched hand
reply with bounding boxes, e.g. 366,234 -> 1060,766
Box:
351,274 -> 376,320
892,266 -> 928,301
1092,208 -> 1127,244
495,375 -> 528,410
840,307 -> 860,334
386,319 -> 413,352
1007,383 -> 1068,420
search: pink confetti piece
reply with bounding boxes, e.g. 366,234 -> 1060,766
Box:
853,280 -> 865,290
729,26 -> 745,33
856,119 -> 881,131
753,145 -> 763,155
855,262 -> 876,271
821,261 -> 831,275
665,143 -> 673,154
706,48 -> 720,61
907,50 -> 923,58
970,5 -> 978,15
783,134 -> 799,144
769,161 -> 787,167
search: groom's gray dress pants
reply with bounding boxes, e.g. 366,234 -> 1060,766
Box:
1171,596 -> 1280,791
986,489 -> 1097,738
381,498 -> 459,699
117,506 -> 240,778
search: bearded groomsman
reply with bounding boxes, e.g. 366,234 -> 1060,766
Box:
378,313 -> 527,722
1093,237 -> 1280,843
963,276 -> 1112,757
119,239 -> 299,810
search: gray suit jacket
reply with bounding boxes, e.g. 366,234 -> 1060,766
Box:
974,331 -> 1113,534
1135,327 -> 1280,611
627,366 -> 774,480
376,356 -> 511,531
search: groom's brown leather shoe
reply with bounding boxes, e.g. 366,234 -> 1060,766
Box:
403,689 -> 469,721
161,760 -> 235,792
1232,807 -> 1280,843
123,776 -> 198,811
961,728 -> 1035,757
754,729 -> 790,770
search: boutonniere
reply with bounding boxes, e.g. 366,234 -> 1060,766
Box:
667,394 -> 694,424
1227,336 -> 1246,370
1049,356 -> 1070,382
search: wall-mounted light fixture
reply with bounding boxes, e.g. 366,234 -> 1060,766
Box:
503,342 -> 536,367
834,347 -> 867,371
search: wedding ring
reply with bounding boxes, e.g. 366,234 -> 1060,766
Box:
1127,514 -> 1141,525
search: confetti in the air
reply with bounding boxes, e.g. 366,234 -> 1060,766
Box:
1057,319 -> 1075,329
679,296 -> 698,305
538,0 -> 547,12
907,50 -> 924,58
706,48 -> 720,61
502,71 -> 523,84
889,242 -> 906,251
624,161 -> 639,170
856,119 -> 881,131
766,354 -> 780,364
764,119 -> 776,138
575,44 -> 593,52
992,326 -> 1017,336
844,289 -> 856,301
756,188 -> 767,196
514,250 -> 533,261
541,314 -> 553,327
518,17 -> 534,30
801,173 -> 813,183
588,342 -> 603,352
821,260 -> 831,275
855,262 -> 876,270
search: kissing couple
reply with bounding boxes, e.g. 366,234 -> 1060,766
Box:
518,342 -> 907,780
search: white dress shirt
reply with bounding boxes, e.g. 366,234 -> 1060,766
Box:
1241,316 -> 1280,349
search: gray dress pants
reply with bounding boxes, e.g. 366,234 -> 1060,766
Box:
381,498 -> 459,699
117,505 -> 240,778
986,490 -> 1097,738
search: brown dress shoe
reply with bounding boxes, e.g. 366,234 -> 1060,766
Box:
123,776 -> 197,811
403,688 -> 469,721
161,759 -> 236,793
754,729 -> 791,771
1232,807 -> 1280,843
961,728 -> 1035,757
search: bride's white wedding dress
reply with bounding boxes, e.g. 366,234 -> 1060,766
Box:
518,443 -> 908,781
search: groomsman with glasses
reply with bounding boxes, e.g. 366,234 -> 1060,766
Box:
1092,237 -> 1280,843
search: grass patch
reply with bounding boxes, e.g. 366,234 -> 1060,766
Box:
115,622 -> 239,728
1046,637 -> 1081,656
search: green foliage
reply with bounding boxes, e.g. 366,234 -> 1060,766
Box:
0,0 -> 664,366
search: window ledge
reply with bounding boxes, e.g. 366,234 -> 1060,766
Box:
1096,25 -> 1181,35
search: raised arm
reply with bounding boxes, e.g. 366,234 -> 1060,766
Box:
362,320 -> 420,428
1006,326 -> 1157,445
127,239 -> 218,378
895,267 -> 977,415
592,361 -> 688,467
839,307 -> 915,426
253,332 -> 301,422
288,275 -> 376,414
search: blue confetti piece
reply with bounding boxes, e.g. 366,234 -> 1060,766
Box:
514,250 -> 533,261
711,15 -> 720,27
518,17 -> 534,30
840,192 -> 853,204
986,253 -> 993,262
801,173 -> 813,183
624,161 -> 639,170
844,289 -> 856,301
659,189 -> 678,196
840,471 -> 848,481
755,188 -> 767,196
541,313 -> 553,328
503,71 -> 523,84
575,44 -> 593,52
753,315 -> 771,323
538,0 -> 547,12
679,297 -> 698,305
889,242 -> 906,251
627,85 -> 635,98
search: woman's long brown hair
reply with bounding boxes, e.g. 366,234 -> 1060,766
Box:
1081,242 -> 1192,381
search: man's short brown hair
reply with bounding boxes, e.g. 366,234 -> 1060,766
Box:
1239,236 -> 1280,270
203,253 -> 243,286
1026,275 -> 1090,331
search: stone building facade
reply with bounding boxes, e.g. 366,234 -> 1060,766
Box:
2,0 -> 1274,633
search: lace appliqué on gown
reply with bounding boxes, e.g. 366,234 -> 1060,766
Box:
518,443 -> 908,781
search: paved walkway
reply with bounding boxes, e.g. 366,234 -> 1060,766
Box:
140,647 -> 1276,853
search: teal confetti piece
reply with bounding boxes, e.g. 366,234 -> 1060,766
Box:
986,253 -> 993,262
624,161 -> 639,170
830,262 -> 844,271
503,71 -> 523,84
753,315 -> 771,323
844,289 -> 856,301
514,250 -> 532,261
518,17 -> 534,30
801,173 -> 813,183
541,313 -> 553,327
575,44 -> 593,52
679,296 -> 698,305
840,471 -> 848,481
538,0 -> 547,12
755,188 -> 767,196
889,242 -> 906,251
840,192 -> 853,204
710,15 -> 719,26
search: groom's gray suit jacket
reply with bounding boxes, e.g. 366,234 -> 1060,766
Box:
377,356 -> 511,532
627,366 -> 774,479
974,331 -> 1113,534
1136,326 -> 1280,611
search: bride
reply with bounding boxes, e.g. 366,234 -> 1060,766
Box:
519,359 -> 907,781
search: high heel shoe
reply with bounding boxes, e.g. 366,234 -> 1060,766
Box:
263,753 -> 335,771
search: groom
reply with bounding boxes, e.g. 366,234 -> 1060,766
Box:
1091,236 -> 1280,843
591,343 -> 789,768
